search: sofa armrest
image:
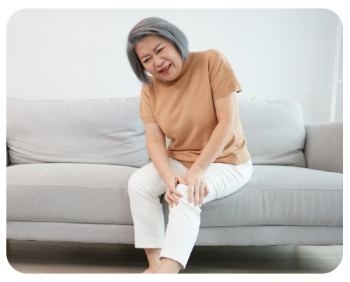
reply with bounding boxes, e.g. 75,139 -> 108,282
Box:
304,121 -> 343,173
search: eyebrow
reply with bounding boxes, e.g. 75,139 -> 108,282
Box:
140,42 -> 163,59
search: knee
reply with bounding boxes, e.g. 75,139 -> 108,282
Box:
176,184 -> 189,198
169,184 -> 201,226
128,168 -> 160,199
175,184 -> 201,210
127,170 -> 143,196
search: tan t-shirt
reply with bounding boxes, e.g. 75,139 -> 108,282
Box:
139,49 -> 250,169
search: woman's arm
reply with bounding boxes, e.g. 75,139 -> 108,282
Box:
192,91 -> 239,171
145,123 -> 187,207
145,123 -> 171,179
184,91 -> 239,206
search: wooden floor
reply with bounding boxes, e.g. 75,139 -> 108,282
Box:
6,239 -> 342,274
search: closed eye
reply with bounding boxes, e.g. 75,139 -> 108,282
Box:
157,47 -> 164,53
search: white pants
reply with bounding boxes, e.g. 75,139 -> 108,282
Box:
127,158 -> 253,269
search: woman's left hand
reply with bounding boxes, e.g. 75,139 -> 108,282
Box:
183,167 -> 210,207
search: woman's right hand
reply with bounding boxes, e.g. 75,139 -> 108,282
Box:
164,173 -> 188,208
144,123 -> 187,207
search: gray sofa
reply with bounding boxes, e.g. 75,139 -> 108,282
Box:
6,97 -> 343,246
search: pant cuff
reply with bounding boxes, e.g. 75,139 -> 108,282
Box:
159,250 -> 190,269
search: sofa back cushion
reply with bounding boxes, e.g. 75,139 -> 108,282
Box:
7,97 -> 150,168
7,97 -> 306,167
239,99 -> 306,167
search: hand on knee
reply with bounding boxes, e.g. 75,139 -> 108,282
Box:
182,168 -> 210,207
175,184 -> 208,208
164,173 -> 188,208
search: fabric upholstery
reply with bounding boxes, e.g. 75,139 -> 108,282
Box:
7,221 -> 342,246
239,99 -> 306,167
6,97 -> 150,168
5,97 -> 343,247
196,225 -> 343,246
7,164 -> 342,227
198,165 -> 342,227
304,121 -> 343,173
6,98 -> 306,168
7,163 -> 137,225
7,221 -> 135,245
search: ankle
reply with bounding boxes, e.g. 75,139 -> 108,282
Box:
144,248 -> 162,272
147,259 -> 161,273
142,266 -> 159,274
158,258 -> 182,273
149,261 -> 161,270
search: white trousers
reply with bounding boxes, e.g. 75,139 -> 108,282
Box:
127,158 -> 253,269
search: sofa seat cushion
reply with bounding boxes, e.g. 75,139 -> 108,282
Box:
7,163 -> 138,225
199,165 -> 343,227
7,164 -> 343,228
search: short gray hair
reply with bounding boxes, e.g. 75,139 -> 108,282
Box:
126,17 -> 189,85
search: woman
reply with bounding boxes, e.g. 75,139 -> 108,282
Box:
126,17 -> 253,274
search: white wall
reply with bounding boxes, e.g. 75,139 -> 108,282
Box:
7,9 -> 342,124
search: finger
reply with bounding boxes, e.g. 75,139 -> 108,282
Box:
168,178 -> 182,199
194,184 -> 200,207
170,192 -> 180,205
176,175 -> 188,185
198,186 -> 205,206
164,194 -> 172,208
204,186 -> 210,197
170,184 -> 183,199
188,183 -> 194,204
165,192 -> 177,207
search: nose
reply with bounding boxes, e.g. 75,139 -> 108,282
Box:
154,55 -> 164,67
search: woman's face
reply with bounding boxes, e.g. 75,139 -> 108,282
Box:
135,35 -> 184,82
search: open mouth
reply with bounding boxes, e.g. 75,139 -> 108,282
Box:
159,64 -> 171,74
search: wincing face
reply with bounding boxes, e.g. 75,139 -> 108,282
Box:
134,35 -> 184,82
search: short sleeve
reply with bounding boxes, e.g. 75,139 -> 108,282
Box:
208,49 -> 242,101
139,84 -> 157,124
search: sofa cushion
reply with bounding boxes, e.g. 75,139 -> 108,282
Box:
6,97 -> 150,168
198,165 -> 343,227
7,97 -> 305,168
239,99 -> 306,167
7,163 -> 342,227
7,163 -> 137,225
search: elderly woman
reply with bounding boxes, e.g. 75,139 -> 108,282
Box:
126,17 -> 253,274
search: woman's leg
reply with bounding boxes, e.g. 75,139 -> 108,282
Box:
159,159 -> 253,270
158,258 -> 183,273
202,159 -> 253,205
143,248 -> 162,273
127,158 -> 188,272
159,183 -> 202,270
128,162 -> 167,249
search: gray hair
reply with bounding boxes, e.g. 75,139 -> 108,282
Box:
126,17 -> 189,85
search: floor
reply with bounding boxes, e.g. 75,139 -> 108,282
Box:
6,240 -> 343,274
